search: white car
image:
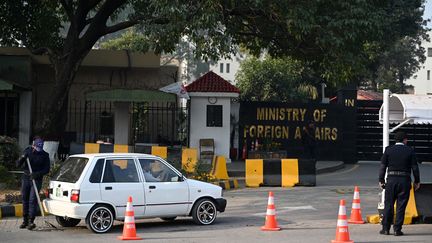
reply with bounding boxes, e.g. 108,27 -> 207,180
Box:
43,153 -> 226,233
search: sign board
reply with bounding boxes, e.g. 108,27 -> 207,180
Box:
239,101 -> 356,162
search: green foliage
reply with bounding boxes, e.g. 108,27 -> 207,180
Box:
42,162 -> 62,194
0,164 -> 19,188
0,1 -> 428,136
237,56 -> 318,102
0,136 -> 21,171
168,157 -> 215,182
2,0 -> 426,84
361,35 -> 429,93
220,0 -> 428,85
100,29 -> 151,52
0,1 -> 63,49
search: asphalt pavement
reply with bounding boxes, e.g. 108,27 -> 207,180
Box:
1,161 -> 431,242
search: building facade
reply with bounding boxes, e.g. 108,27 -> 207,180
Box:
0,47 -> 180,149
405,31 -> 432,94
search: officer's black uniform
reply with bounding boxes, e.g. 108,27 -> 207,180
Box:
379,134 -> 420,236
16,146 -> 50,230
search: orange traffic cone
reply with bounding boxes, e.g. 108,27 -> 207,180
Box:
118,196 -> 142,240
348,186 -> 365,224
261,191 -> 281,231
332,199 -> 353,243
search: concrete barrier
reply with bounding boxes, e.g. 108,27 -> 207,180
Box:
246,158 -> 316,187
211,156 -> 230,180
0,204 -> 22,218
83,143 -> 130,154
182,148 -> 198,172
212,179 -> 239,190
151,146 -> 167,159
414,183 -> 432,223
367,183 -> 432,224
210,155 -> 239,190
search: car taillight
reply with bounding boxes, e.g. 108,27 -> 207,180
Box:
70,189 -> 80,203
44,188 -> 51,198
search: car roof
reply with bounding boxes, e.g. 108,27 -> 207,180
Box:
69,153 -> 161,160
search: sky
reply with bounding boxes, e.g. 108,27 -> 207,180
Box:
425,1 -> 432,25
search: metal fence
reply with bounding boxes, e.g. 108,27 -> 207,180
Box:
34,100 -> 188,146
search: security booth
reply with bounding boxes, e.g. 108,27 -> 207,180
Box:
378,90 -> 432,224
185,71 -> 240,161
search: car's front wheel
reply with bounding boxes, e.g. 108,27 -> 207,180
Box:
86,205 -> 114,233
55,216 -> 81,227
192,198 -> 217,225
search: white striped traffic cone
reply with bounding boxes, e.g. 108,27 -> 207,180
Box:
118,196 -> 142,240
348,186 -> 364,224
261,191 -> 281,231
331,199 -> 353,243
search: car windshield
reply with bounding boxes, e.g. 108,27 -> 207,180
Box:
51,157 -> 89,183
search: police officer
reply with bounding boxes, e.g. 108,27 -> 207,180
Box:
16,137 -> 50,230
379,131 -> 420,236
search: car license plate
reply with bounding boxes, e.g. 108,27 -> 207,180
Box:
55,188 -> 61,197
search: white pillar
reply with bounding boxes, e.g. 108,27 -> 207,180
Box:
114,102 -> 130,144
382,89 -> 390,152
379,89 -> 390,210
18,91 -> 32,150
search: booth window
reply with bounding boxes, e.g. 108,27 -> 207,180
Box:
207,105 -> 222,127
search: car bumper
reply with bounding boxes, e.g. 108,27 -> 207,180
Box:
215,198 -> 227,212
43,199 -> 94,219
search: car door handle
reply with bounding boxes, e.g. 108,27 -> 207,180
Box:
149,185 -> 156,189
105,186 -> 112,190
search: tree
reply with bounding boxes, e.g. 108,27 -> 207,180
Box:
361,35 -> 428,93
0,0 -> 233,138
236,56 -> 318,102
0,0 -> 427,137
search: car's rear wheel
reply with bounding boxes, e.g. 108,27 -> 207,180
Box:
192,198 -> 217,225
55,216 -> 81,227
86,205 -> 114,233
160,217 -> 177,221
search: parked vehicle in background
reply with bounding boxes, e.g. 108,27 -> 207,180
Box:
43,153 -> 226,233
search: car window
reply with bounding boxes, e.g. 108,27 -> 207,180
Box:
102,159 -> 139,183
89,159 -> 104,183
51,157 -> 89,183
139,159 -> 180,182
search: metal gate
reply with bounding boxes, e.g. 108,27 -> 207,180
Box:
356,100 -> 432,162
131,101 -> 188,146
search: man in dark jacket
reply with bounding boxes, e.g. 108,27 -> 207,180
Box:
16,137 -> 50,230
379,131 -> 420,236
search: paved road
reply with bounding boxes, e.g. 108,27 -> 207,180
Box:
1,161 -> 431,243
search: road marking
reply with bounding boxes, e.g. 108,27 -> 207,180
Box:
253,205 -> 316,216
